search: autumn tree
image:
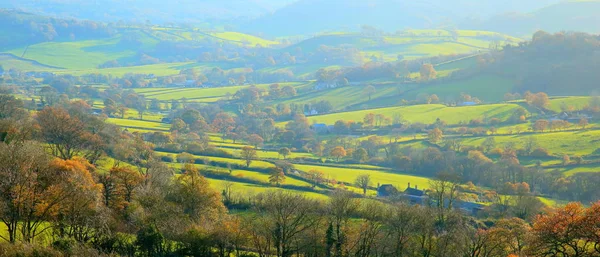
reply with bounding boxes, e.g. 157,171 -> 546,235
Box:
240,146 -> 257,168
268,167 -> 286,187
428,128 -> 443,143
363,85 -> 376,101
281,85 -> 297,97
247,134 -> 264,149
169,163 -> 226,223
352,148 -> 369,163
527,202 -> 600,256
37,106 -> 92,160
355,174 -> 371,196
278,147 -> 291,159
0,142 -> 71,243
307,170 -> 324,188
363,113 -> 375,128
525,91 -> 550,109
579,118 -> 589,129
419,63 -> 437,81
533,119 -> 549,132
212,112 -> 236,136
50,157 -> 104,242
330,146 -> 347,162
111,166 -> 143,204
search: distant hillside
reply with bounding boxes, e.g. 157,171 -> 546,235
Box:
0,0 -> 296,23
479,31 -> 600,96
243,0 -> 559,36
470,0 -> 600,35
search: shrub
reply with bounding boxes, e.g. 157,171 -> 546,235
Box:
160,155 -> 174,163
530,148 -> 551,158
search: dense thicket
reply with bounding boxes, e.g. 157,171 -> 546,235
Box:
482,31 -> 600,95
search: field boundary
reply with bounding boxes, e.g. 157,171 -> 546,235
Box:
0,53 -> 65,70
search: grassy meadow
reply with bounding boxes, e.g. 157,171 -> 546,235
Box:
296,103 -> 525,126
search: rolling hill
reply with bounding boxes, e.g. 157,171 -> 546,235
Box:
243,0 -> 559,36
0,0 -> 297,22
470,0 -> 600,35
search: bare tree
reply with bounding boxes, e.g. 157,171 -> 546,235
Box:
429,172 -> 461,224
355,174 -> 371,196
253,191 -> 320,257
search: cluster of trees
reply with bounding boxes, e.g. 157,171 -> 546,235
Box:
4,79 -> 600,257
482,31 -> 600,95
0,9 -> 114,48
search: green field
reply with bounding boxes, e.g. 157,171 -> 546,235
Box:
459,130 -> 600,156
402,74 -> 517,103
0,54 -> 58,71
207,178 -> 330,200
7,37 -> 143,69
297,103 -> 525,126
209,32 -> 279,46
547,96 -> 594,112
106,118 -> 170,131
137,82 -> 304,101
275,84 -> 401,111
294,164 -> 432,192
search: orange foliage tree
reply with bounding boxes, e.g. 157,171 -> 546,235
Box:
528,201 -> 600,256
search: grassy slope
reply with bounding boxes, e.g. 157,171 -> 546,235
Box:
547,96 -> 593,113
7,36 -> 143,69
402,74 -> 517,103
294,164 -> 431,191
209,32 -> 279,46
137,82 -> 304,101
298,103 -> 524,126
0,54 -> 58,71
459,130 -> 600,156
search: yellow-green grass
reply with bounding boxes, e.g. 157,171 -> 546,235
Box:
95,156 -> 139,174
222,147 -> 313,160
408,42 -> 477,56
258,64 -> 343,78
364,42 -> 480,62
402,29 -> 522,41
141,82 -> 303,101
537,197 -> 569,207
0,222 -> 54,245
546,163 -> 600,176
0,55 -> 57,71
295,103 -> 524,126
116,109 -> 164,122
53,62 -> 194,77
294,164 -> 431,191
106,118 -> 170,131
547,96 -> 593,113
459,130 -> 600,156
209,32 -> 279,47
402,74 -> 517,103
435,55 -> 478,71
155,151 -> 276,169
274,84 -> 401,110
7,37 -> 140,69
207,178 -> 330,200
169,162 -> 313,188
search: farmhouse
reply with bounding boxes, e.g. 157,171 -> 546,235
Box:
376,183 -> 484,215
402,183 -> 428,205
311,123 -> 329,133
376,184 -> 398,197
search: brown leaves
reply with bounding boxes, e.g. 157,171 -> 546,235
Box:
528,201 -> 600,256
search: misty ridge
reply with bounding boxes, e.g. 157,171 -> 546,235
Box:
1,0 -> 600,257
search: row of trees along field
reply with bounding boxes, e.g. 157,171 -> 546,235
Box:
2,86 -> 600,256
